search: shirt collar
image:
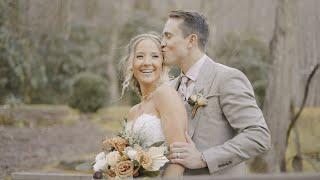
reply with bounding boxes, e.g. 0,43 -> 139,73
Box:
183,54 -> 207,81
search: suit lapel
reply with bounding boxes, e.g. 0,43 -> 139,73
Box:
188,57 -> 218,138
193,58 -> 216,95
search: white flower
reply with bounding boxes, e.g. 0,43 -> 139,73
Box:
93,152 -> 108,171
125,147 -> 137,160
95,152 -> 106,162
145,146 -> 169,171
190,94 -> 198,102
93,160 -> 108,172
106,151 -> 121,167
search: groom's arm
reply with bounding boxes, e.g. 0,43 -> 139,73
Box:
202,68 -> 271,174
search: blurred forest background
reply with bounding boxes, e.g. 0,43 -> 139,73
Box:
0,0 -> 319,179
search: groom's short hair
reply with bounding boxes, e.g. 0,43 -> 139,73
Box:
169,10 -> 209,51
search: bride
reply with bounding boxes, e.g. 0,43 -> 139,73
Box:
120,33 -> 188,177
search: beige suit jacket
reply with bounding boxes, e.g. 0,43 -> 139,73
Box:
171,57 -> 271,176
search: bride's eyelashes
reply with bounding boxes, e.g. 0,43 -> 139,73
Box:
135,54 -> 160,60
136,55 -> 143,59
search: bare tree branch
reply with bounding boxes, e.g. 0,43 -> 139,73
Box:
286,63 -> 319,146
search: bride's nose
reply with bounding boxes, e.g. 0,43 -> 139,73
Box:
142,56 -> 152,65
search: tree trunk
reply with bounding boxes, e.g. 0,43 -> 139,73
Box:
103,0 -> 133,104
105,30 -> 120,104
263,0 -> 298,173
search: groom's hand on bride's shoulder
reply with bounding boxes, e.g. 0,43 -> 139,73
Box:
168,131 -> 207,169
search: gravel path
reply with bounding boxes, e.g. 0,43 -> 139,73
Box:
0,116 -> 112,179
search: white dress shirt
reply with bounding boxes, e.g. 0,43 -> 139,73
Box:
178,54 -> 207,100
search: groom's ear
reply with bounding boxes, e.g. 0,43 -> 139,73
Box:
188,34 -> 199,48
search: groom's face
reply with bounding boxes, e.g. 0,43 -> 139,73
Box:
161,18 -> 189,66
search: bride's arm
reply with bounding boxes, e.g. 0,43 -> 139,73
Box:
153,84 -> 188,177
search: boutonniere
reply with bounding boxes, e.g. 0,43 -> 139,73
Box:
187,92 -> 208,118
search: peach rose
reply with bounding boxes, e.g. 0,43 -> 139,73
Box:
114,160 -> 134,178
137,151 -> 152,170
106,168 -> 116,178
103,137 -> 128,152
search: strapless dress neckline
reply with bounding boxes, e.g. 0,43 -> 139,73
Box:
125,113 -> 165,147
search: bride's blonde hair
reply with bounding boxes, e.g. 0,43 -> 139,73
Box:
120,33 -> 169,98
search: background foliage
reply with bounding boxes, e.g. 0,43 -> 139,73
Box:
69,72 -> 107,112
0,1 -> 269,109
0,0 -> 319,178
215,33 -> 269,108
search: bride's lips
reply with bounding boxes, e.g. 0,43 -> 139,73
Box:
140,69 -> 155,75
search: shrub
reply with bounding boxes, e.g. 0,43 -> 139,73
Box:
0,105 -> 14,126
69,72 -> 108,112
215,33 -> 270,108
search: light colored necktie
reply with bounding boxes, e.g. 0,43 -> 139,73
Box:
179,75 -> 190,101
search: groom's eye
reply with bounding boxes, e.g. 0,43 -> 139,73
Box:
164,32 -> 171,39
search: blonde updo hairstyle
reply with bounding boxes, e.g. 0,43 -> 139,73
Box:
120,33 -> 169,98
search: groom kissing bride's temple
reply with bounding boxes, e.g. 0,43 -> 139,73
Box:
92,10 -> 271,179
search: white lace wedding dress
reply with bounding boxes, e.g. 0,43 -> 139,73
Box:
125,113 -> 166,147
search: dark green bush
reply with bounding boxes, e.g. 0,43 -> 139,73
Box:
69,72 -> 108,112
215,33 -> 270,108
39,24 -> 108,104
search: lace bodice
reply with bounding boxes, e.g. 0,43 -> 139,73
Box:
125,114 -> 166,147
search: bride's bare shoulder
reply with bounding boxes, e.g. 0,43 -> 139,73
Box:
154,83 -> 177,96
128,103 -> 140,122
153,83 -> 180,103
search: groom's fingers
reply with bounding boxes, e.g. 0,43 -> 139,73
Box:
170,142 -> 188,148
170,147 -> 187,153
168,152 -> 186,160
185,131 -> 195,145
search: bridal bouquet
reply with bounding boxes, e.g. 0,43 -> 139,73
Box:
92,123 -> 168,179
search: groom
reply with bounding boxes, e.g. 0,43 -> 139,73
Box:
162,10 -> 271,175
